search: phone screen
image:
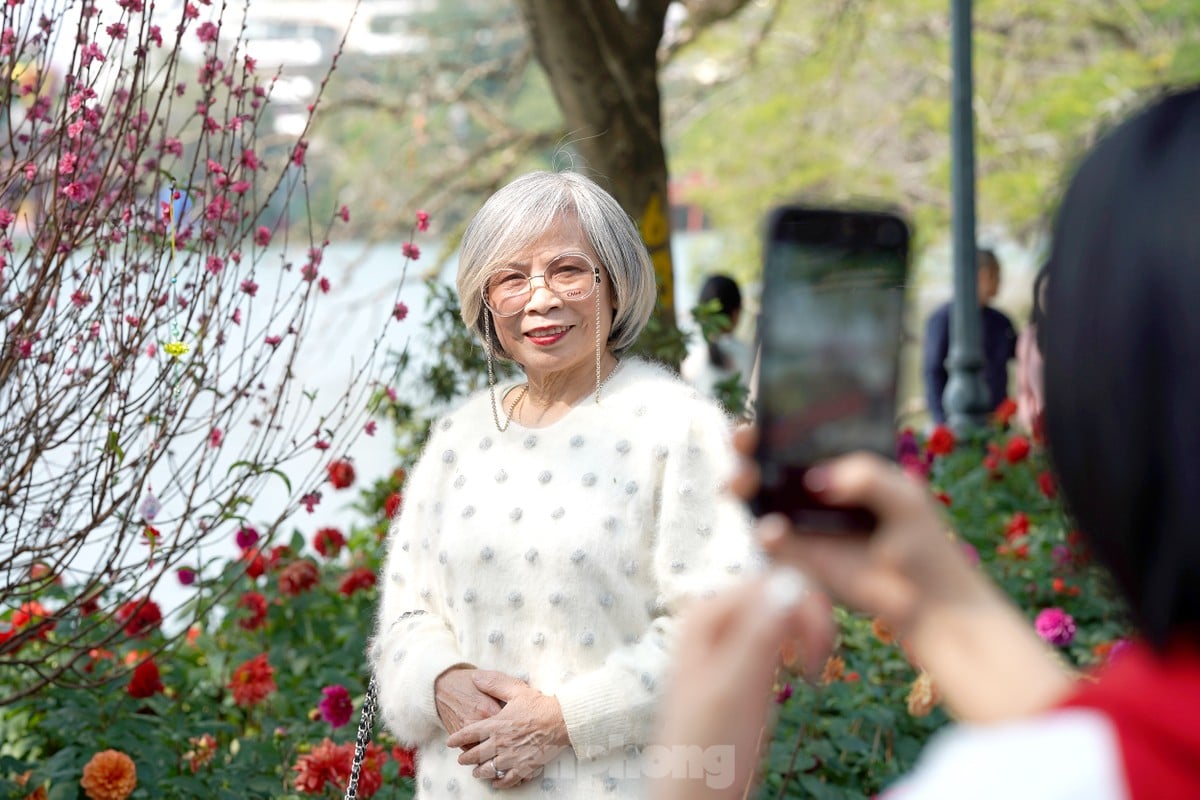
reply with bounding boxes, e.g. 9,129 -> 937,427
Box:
752,207 -> 909,531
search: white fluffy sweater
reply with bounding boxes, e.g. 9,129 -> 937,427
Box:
371,357 -> 758,799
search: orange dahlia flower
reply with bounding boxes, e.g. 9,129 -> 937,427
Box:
80,750 -> 137,800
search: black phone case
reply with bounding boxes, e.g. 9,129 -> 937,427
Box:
750,205 -> 909,534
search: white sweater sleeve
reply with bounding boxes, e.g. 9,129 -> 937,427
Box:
371,426 -> 468,749
554,402 -> 760,759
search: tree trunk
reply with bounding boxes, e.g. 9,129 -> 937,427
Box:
514,0 -> 682,361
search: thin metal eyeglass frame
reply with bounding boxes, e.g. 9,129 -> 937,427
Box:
481,254 -> 602,318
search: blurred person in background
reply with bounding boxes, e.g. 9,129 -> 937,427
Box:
682,273 -> 754,414
922,248 -> 1017,424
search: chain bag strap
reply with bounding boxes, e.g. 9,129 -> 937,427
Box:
344,675 -> 379,800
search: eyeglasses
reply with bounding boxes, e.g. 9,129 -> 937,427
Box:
482,252 -> 601,318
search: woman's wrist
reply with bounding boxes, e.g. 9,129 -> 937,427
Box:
903,585 -> 1076,722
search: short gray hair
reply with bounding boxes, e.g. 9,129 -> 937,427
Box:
456,171 -> 657,358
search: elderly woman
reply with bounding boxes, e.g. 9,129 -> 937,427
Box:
371,170 -> 758,798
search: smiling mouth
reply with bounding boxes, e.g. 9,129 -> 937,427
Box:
525,326 -> 571,337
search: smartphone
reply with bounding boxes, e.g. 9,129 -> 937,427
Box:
750,205 -> 910,533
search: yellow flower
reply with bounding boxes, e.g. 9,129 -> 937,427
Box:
163,340 -> 189,358
906,671 -> 939,718
80,749 -> 137,800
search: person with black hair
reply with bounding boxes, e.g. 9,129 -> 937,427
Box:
921,248 -> 1018,424
681,274 -> 754,409
654,86 -> 1200,800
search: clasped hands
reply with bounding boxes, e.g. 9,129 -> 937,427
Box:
436,667 -> 569,790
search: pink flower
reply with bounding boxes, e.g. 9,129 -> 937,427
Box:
318,276 -> 330,293
415,210 -> 429,232
205,255 -> 224,275
300,492 -> 321,513
240,148 -> 259,170
240,279 -> 258,296
265,335 -> 282,347
292,141 -> 307,166
254,226 -> 270,246
208,428 -> 223,447
338,205 -> 350,223
79,42 -> 105,67
235,526 -> 259,550
58,151 -> 78,175
392,302 -> 408,322
364,420 -> 376,436
1034,608 -> 1076,647
177,567 -> 197,586
196,21 -> 219,43
318,685 -> 353,727
401,241 -> 420,260
231,308 -> 242,325
0,209 -> 13,228
106,22 -> 127,39
61,181 -> 91,202
148,25 -> 163,47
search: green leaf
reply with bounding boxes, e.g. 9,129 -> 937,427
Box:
229,461 -> 293,494
105,430 -> 125,464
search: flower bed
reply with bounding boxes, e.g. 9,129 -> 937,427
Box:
761,403 -> 1131,797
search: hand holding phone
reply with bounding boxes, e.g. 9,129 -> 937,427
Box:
750,206 -> 910,533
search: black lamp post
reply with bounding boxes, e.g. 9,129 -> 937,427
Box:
943,0 -> 990,430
